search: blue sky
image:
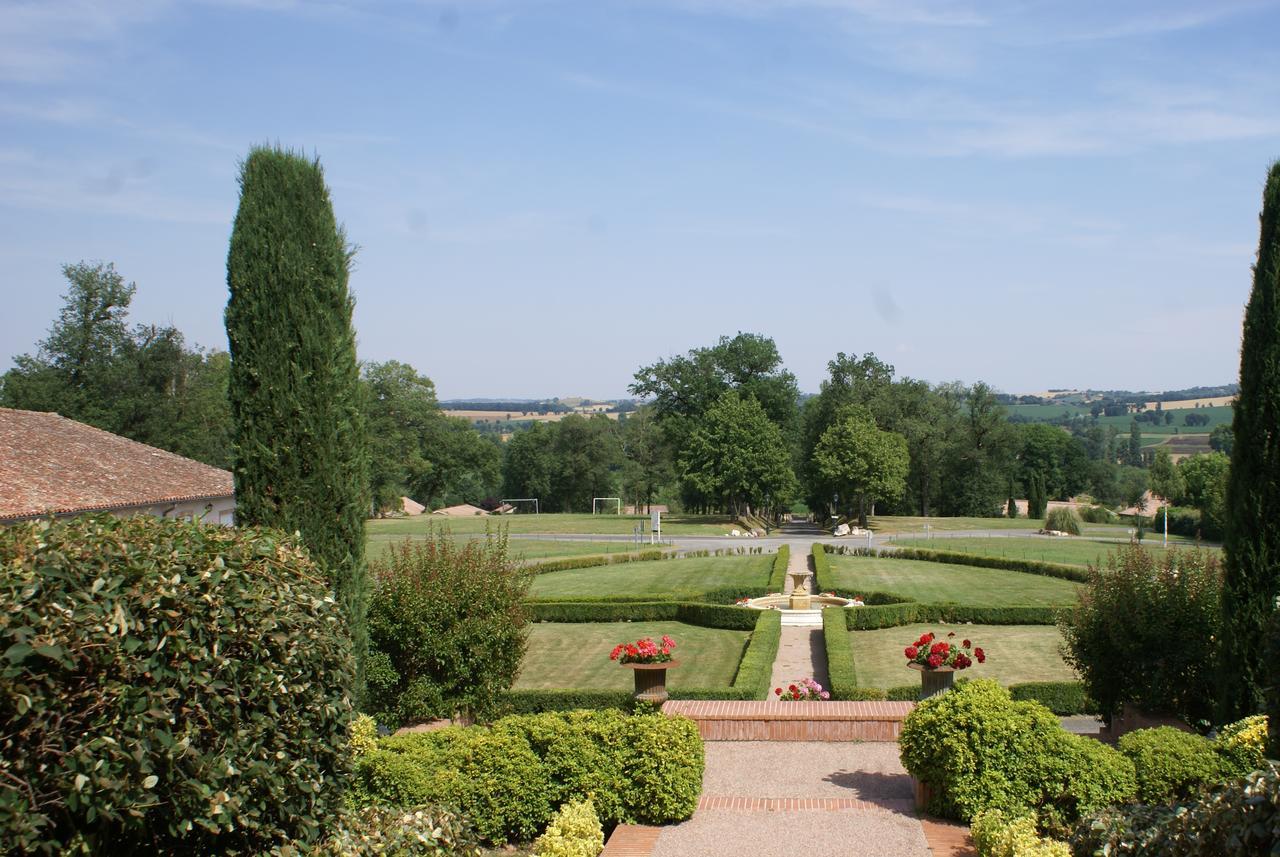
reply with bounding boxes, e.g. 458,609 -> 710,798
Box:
2,0 -> 1278,399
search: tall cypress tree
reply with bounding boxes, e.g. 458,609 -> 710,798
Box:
225,146 -> 370,691
1220,160 -> 1280,721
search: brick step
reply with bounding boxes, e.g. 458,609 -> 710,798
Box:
662,699 -> 914,741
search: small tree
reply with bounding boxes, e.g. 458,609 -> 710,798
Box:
1026,473 -> 1048,519
366,528 -> 533,726
812,405 -> 910,528
1149,449 -> 1184,504
1006,481 -> 1018,518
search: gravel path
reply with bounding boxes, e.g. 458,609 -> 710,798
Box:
651,742 -> 930,857
770,627 -> 830,690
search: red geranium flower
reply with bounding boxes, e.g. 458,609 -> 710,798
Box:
905,646 -> 919,659
927,654 -> 943,668
962,639 -> 971,648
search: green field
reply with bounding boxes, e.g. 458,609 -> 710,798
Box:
826,555 -> 1080,605
1005,403 -> 1231,435
891,536 -> 1221,567
366,532 -> 638,563
514,621 -> 749,690
367,513 -> 739,538
867,515 -> 1131,536
529,554 -> 772,600
850,623 -> 1075,689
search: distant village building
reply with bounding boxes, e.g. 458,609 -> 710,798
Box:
0,408 -> 235,525
431,503 -> 489,517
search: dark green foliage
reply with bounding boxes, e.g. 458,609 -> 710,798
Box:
1070,762 -> 1280,857
1028,473 -> 1048,519
1221,160 -> 1280,722
899,681 -> 1136,829
310,805 -> 482,856
496,690 -> 636,715
526,600 -> 759,629
1118,728 -> 1224,804
1044,507 -> 1082,536
225,146 -> 370,689
1078,505 -> 1119,524
355,712 -> 703,839
823,607 -> 860,700
811,543 -> 833,590
1008,481 -> 1019,518
731,609 -> 782,699
355,729 -> 551,844
0,515 -> 355,855
1008,682 -> 1096,716
1059,544 -> 1222,724
367,532 -> 533,727
768,545 -> 790,590
843,603 -> 1057,630
679,390 -> 798,516
501,415 -> 625,513
1270,612 -> 1280,760
829,543 -> 1089,583
525,549 -> 674,575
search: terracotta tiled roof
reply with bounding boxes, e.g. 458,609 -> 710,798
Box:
0,408 -> 233,521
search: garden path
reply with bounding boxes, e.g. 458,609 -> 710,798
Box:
769,544 -> 830,691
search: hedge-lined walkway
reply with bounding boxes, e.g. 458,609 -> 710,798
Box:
769,544 -> 831,693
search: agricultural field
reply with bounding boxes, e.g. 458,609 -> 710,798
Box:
1005,403 -> 1232,434
891,535 -> 1222,567
529,554 -> 773,601
849,623 -> 1075,689
515,621 -> 749,690
824,554 -> 1080,606
366,512 -> 739,538
443,409 -> 620,424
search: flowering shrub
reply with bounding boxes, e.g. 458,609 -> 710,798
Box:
609,635 -> 676,664
774,678 -> 830,701
904,630 -> 985,670
1217,714 -> 1269,776
734,597 -> 752,606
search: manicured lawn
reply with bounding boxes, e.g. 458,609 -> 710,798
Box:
825,555 -> 1080,606
366,532 -> 635,563
868,515 -> 1130,536
367,513 -> 741,539
891,536 -> 1221,567
515,621 -> 750,690
529,554 -> 773,600
850,623 -> 1076,689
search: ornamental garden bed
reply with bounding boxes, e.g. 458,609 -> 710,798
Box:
528,553 -> 773,601
822,553 -> 1081,606
890,535 -> 1221,568
851,623 -> 1075,690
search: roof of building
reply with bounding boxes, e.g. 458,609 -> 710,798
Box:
401,496 -> 426,515
0,408 -> 234,522
431,503 -> 489,517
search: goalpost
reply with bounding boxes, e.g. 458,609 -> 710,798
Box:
502,498 -> 539,515
592,497 -> 622,515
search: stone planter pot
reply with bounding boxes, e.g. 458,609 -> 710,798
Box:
908,662 -> 955,699
623,660 -> 678,703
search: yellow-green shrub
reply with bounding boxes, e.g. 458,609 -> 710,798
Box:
533,799 -> 604,857
305,805 -> 482,856
971,809 -> 1070,857
1217,714 -> 1268,776
350,714 -> 379,758
1118,727 -> 1223,803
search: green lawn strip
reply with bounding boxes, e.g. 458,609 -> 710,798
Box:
514,621 -> 749,690
528,554 -> 773,601
849,623 -> 1077,690
366,513 -> 740,538
825,554 -> 1080,606
367,534 -> 646,563
891,536 -> 1220,568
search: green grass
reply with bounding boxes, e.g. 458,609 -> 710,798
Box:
826,554 -> 1080,606
850,623 -> 1076,689
529,554 -> 772,601
366,532 -> 637,563
891,536 -> 1221,567
869,515 -> 1135,537
366,513 -> 740,538
514,621 -> 749,690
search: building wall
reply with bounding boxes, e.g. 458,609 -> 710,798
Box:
129,496 -> 236,526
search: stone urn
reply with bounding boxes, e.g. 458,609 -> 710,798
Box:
624,661 -> 678,703
908,662 -> 955,699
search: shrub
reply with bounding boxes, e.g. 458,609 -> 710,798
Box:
526,550 -> 673,575
533,799 -> 604,857
621,713 -> 704,823
768,544 -> 790,590
732,609 -> 781,699
367,532 -> 534,727
353,728 -> 551,844
1118,727 -> 1224,803
899,680 -> 1135,825
823,607 -> 859,700
1044,508 -> 1082,536
1079,505 -> 1119,525
351,714 -> 379,758
1070,762 -> 1280,857
1059,543 -> 1222,724
305,805 -> 482,856
1216,714 -> 1268,777
971,809 -> 1069,857
0,515 -> 355,855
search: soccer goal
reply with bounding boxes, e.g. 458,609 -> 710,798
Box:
592,497 -> 622,515
502,498 -> 539,515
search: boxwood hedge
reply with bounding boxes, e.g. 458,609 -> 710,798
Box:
0,515 -> 355,855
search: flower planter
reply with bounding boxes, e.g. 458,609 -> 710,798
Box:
624,661 -> 678,703
908,662 -> 955,699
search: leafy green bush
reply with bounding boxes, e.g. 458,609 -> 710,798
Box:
843,603 -> 1057,630
1078,505 -> 1119,525
1216,715 -> 1268,777
732,608 -> 781,700
533,799 -> 604,857
620,713 -> 704,824
812,543 -> 833,590
354,728 -> 551,844
367,532 -> 534,727
1058,543 -> 1222,724
526,601 -> 757,629
971,809 -> 1069,857
899,680 -> 1135,826
1118,727 -> 1224,803
305,805 -> 482,856
1044,508 -> 1082,536
1070,762 -> 1280,857
0,515 -> 355,856
768,545 -> 790,591
526,550 -> 673,575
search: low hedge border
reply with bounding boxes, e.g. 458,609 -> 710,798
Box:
840,602 -> 1058,629
526,600 -> 760,630
812,543 -> 833,591
730,608 -> 781,700
527,584 -> 771,606
823,606 -> 859,700
526,549 -> 675,575
768,544 -> 790,591
831,543 -> 1089,584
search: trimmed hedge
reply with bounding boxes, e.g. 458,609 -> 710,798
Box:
812,543 -> 833,591
0,515 -> 355,855
526,600 -> 759,630
831,543 -> 1089,584
1008,682 -> 1096,716
730,609 -> 781,700
768,545 -> 790,591
823,607 -> 860,700
526,549 -> 674,575
1118,727 -> 1225,804
841,603 -> 1058,629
